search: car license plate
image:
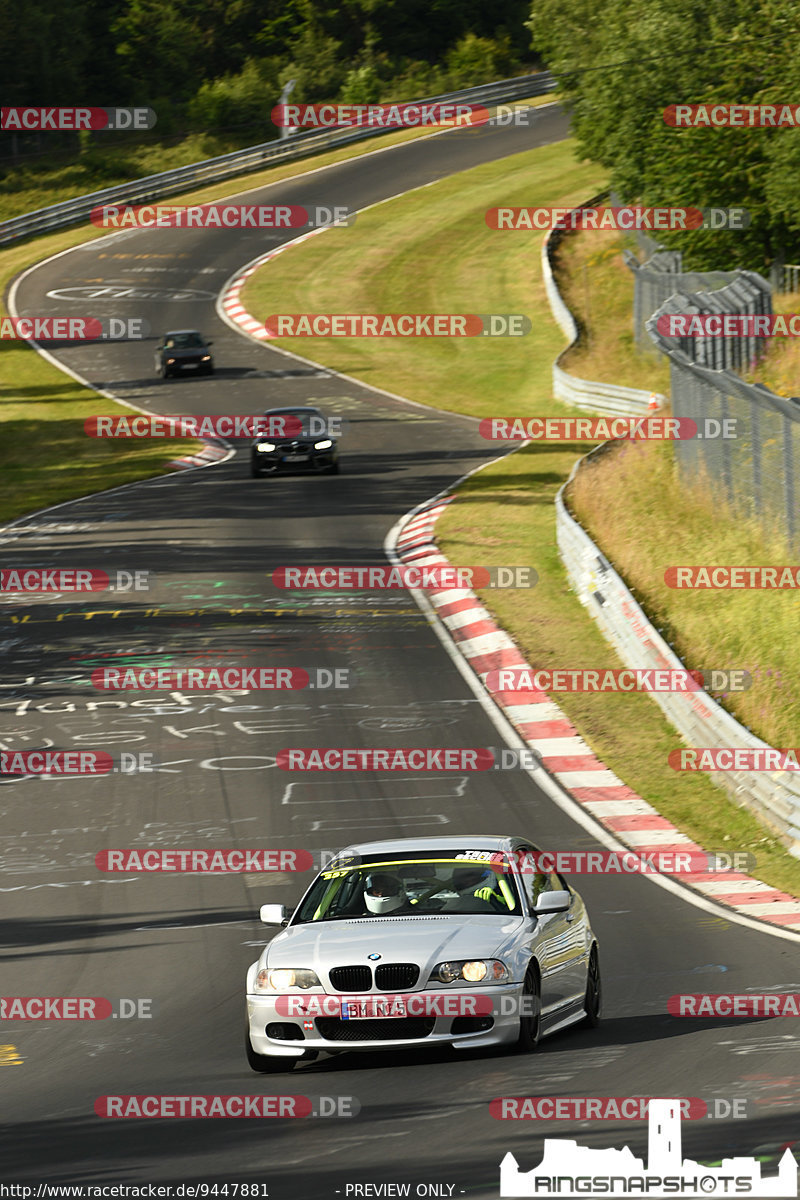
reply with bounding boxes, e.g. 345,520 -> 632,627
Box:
340,997 -> 408,1020
284,453 -> 309,462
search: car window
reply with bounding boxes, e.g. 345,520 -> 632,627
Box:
167,332 -> 205,348
264,409 -> 323,435
293,856 -> 522,922
522,866 -> 563,911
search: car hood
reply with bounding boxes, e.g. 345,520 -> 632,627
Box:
262,915 -> 523,980
166,346 -> 206,357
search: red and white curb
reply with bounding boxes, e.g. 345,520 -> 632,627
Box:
395,495 -> 800,930
220,228 -> 328,340
167,441 -> 230,471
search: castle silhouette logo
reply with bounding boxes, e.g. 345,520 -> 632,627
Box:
500,1099 -> 798,1197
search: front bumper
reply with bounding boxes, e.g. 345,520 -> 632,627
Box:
246,985 -> 523,1057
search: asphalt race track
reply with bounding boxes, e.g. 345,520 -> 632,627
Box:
3,108 -> 800,1197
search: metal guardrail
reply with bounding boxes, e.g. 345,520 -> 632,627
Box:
556,446 -> 800,858
0,72 -> 555,247
541,197 -> 668,415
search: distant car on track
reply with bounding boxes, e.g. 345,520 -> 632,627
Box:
155,330 -> 214,378
251,405 -> 339,477
245,834 -> 600,1072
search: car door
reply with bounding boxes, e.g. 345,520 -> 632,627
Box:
520,859 -> 588,1019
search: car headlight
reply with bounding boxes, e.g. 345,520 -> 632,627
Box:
431,959 -> 509,984
201,355 -> 211,361
314,439 -> 333,450
166,357 -> 175,364
256,442 -> 276,453
254,968 -> 321,992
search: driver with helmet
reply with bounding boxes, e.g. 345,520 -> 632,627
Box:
362,872 -> 414,915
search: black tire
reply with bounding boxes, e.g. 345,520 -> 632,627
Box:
328,460 -> 340,475
245,1027 -> 295,1073
582,944 -> 602,1027
159,365 -> 170,379
516,964 -> 541,1052
250,462 -> 262,478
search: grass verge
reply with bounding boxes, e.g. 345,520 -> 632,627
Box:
240,135 -> 800,897
0,107 -> 557,523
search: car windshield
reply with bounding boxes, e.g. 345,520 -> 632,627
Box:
264,409 -> 323,436
166,332 -> 205,348
293,854 -> 523,922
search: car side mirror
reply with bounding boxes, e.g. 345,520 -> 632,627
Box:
260,903 -> 289,926
206,340 -> 213,346
534,890 -> 570,914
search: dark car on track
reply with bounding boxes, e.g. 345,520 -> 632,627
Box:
251,405 -> 339,477
155,330 -> 214,378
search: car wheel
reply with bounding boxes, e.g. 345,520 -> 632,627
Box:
516,964 -> 541,1052
245,1027 -> 295,1073
327,460 -> 340,475
582,944 -> 601,1027
250,462 -> 262,478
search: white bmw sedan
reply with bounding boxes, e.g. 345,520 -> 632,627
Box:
245,834 -> 601,1071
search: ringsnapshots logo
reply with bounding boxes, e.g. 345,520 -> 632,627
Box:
264,314 -> 530,337
1,107 -> 156,131
271,102 -> 489,129
485,206 -> 750,231
664,103 -> 800,127
90,204 -> 353,229
498,1098 -> 798,1197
